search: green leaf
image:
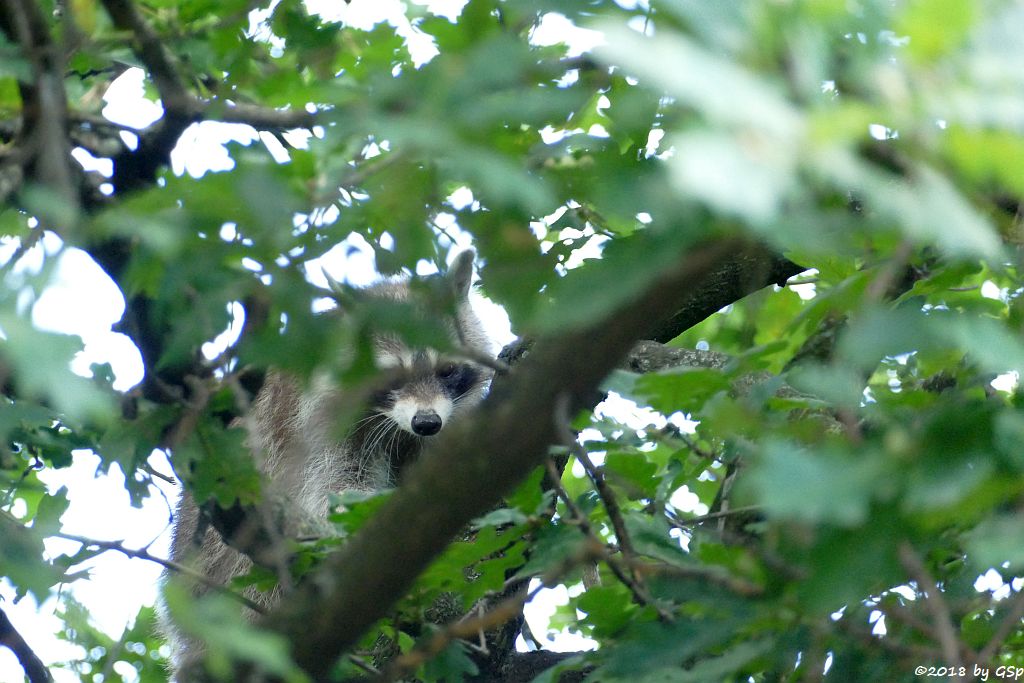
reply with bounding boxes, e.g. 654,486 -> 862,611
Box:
742,441 -> 887,525
593,23 -> 801,139
0,514 -> 61,600
162,582 -> 308,682
898,0 -> 975,62
32,485 -> 70,538
966,515 -> 1024,573
532,228 -> 703,333
422,638 -> 479,681
632,367 -> 731,416
471,507 -> 528,528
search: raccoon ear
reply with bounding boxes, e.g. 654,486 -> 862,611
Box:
448,249 -> 476,302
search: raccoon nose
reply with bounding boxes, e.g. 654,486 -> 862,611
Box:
411,410 -> 443,436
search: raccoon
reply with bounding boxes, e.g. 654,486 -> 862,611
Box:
163,250 -> 492,679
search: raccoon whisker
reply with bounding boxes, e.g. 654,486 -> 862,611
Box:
364,420 -> 391,454
351,412 -> 388,430
452,389 -> 479,405
384,428 -> 400,460
361,418 -> 388,454
366,418 -> 398,458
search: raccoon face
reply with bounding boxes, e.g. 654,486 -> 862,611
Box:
340,249 -> 491,445
372,346 -> 485,437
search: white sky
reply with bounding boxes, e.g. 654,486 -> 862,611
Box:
0,4 -> 625,680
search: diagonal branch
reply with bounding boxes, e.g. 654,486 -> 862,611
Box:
647,252 -> 803,343
552,392 -> 664,617
977,587 -> 1024,665
0,606 -> 53,683
544,456 -> 669,620
54,531 -> 266,614
898,542 -> 967,681
260,236 -> 752,680
98,0 -> 189,113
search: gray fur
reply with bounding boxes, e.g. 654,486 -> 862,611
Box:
161,250 -> 492,679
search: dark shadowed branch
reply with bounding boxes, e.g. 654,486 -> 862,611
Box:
257,237 -> 756,680
646,251 -> 804,344
0,0 -> 78,223
0,607 -> 53,683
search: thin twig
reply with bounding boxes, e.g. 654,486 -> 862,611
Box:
346,653 -> 381,677
376,540 -> 601,682
554,394 -> 648,590
978,587 -> 1024,665
142,462 -> 176,485
667,505 -> 761,529
630,558 -> 763,597
898,542 -> 965,680
55,531 -> 266,614
544,455 -> 672,621
678,432 -> 725,464
377,583 -> 539,682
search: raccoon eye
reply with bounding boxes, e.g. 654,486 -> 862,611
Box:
437,362 -> 457,379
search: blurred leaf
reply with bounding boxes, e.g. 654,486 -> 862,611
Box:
531,228 -> 702,333
742,442 -> 887,525
897,0 -> 975,62
162,582 -> 308,682
966,515 -> 1024,573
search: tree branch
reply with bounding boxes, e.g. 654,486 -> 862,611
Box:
645,251 -> 804,344
0,0 -> 79,224
898,542 -> 967,680
0,606 -> 53,683
260,236 -> 751,680
552,393 -> 665,617
198,100 -> 316,130
98,0 -> 189,113
54,531 -> 266,614
977,586 -> 1024,665
544,456 -> 668,620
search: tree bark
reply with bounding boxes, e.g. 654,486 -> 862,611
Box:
253,238 -> 783,681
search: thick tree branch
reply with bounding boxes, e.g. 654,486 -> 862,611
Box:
260,237 -> 753,680
97,0 -> 314,195
646,251 -> 803,344
199,101 -> 316,130
98,0 -> 189,113
0,606 -> 53,683
0,0 -> 79,223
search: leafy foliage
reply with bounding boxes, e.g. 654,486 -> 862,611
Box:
2,0 -> 1024,681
